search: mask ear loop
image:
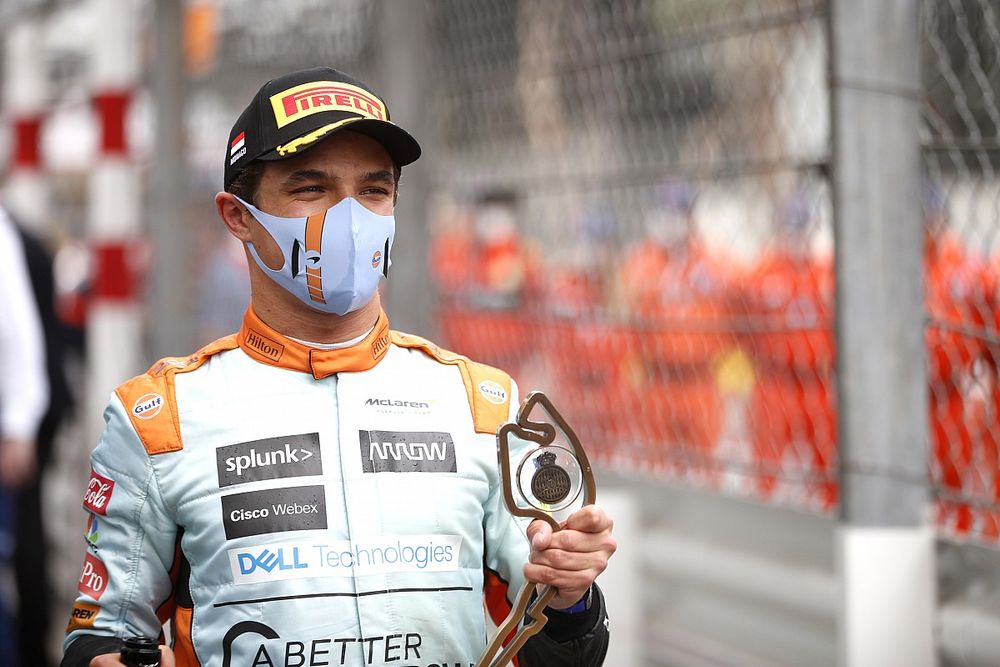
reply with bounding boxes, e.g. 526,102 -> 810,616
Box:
233,195 -> 292,275
478,391 -> 597,667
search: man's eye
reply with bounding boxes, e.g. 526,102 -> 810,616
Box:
292,185 -> 323,194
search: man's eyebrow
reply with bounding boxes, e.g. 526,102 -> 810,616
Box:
362,170 -> 396,185
281,169 -> 330,185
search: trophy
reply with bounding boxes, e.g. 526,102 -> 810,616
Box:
477,391 -> 597,667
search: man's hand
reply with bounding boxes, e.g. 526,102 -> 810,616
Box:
0,437 -> 36,488
89,646 -> 175,666
524,505 -> 616,609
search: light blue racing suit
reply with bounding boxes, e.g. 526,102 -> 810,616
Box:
62,308 -> 609,667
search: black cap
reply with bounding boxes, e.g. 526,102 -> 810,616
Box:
224,66 -> 422,190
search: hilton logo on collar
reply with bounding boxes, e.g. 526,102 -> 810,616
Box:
246,329 -> 284,362
371,331 -> 390,359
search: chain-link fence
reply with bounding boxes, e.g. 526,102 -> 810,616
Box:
424,0 -> 1000,547
426,0 -> 838,512
922,0 -> 1000,544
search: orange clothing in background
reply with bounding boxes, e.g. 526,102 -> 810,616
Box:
982,256 -> 1000,540
619,238 -> 737,477
435,232 -> 539,381
429,226 -> 474,298
925,231 -> 994,535
741,250 -> 836,509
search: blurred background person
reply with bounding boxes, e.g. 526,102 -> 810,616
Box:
0,202 -> 57,667
923,183 -> 992,533
428,194 -> 475,304
618,182 -> 739,481
442,190 -> 539,381
924,184 -> 995,535
194,230 -> 250,344
469,189 -> 539,311
739,188 -> 836,509
542,205 -> 637,454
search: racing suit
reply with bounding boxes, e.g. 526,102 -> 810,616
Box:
62,308 -> 609,667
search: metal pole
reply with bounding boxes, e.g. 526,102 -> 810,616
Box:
149,0 -> 189,359
377,0 -> 433,337
86,0 -> 143,441
829,1 -> 934,665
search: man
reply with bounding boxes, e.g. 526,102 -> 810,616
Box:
617,182 -> 738,478
62,67 -> 614,667
923,186 -> 993,535
739,191 -> 836,509
13,214 -> 73,667
0,203 -> 51,666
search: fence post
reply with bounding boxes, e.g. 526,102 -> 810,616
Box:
148,0 -> 189,359
376,0 -> 433,337
829,1 -> 934,665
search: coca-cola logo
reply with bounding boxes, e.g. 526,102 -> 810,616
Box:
83,469 -> 115,515
78,553 -> 108,600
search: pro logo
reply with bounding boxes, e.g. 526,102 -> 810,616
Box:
78,553 -> 108,600
83,469 -> 115,515
478,380 -> 507,405
132,393 -> 163,420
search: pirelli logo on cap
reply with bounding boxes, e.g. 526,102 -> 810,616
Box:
270,81 -> 388,128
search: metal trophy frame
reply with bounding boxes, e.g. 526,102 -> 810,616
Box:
477,391 -> 597,667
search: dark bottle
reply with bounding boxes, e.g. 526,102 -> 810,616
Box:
121,636 -> 161,667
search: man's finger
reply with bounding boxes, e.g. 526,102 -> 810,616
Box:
529,547 -> 599,571
563,505 -> 613,533
526,519 -> 553,550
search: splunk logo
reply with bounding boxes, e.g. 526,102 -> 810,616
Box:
227,535 -> 463,585
359,430 -> 456,474
216,433 -> 323,487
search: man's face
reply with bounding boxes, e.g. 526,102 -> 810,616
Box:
246,131 -> 397,270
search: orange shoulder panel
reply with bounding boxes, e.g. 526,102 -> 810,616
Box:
391,331 -> 513,435
114,335 -> 238,456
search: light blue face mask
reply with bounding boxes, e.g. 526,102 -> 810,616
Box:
235,195 -> 394,315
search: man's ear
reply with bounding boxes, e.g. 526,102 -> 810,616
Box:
216,192 -> 253,242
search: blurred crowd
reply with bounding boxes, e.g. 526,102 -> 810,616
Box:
430,181 -> 1000,535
